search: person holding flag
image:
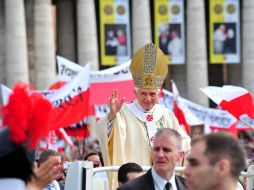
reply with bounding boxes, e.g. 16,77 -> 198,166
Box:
96,43 -> 190,189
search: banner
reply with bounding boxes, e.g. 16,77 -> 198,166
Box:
2,82 -> 253,131
57,56 -> 81,82
161,89 -> 238,130
56,55 -> 135,105
49,64 -> 91,130
154,0 -> 185,64
209,0 -> 240,64
99,0 -> 131,65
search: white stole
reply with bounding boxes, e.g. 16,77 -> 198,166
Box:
126,101 -> 165,147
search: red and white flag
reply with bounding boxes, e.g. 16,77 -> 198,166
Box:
171,80 -> 190,135
55,128 -> 75,147
200,85 -> 254,119
173,101 -> 191,135
49,63 -> 91,130
56,55 -> 135,105
171,80 -> 203,135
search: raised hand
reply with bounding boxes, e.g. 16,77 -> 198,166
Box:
28,156 -> 63,190
108,89 -> 125,121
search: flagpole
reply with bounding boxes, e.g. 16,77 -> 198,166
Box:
239,118 -> 254,130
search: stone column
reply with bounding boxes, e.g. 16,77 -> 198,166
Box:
186,0 -> 208,106
25,0 -> 36,85
242,0 -> 254,95
132,0 -> 152,52
77,0 -> 98,70
34,0 -> 56,90
5,0 -> 29,87
56,0 -> 76,62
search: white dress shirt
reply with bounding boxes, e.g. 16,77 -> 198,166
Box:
151,167 -> 178,190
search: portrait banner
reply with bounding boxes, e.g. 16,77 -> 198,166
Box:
209,0 -> 240,64
99,0 -> 131,66
154,0 -> 185,64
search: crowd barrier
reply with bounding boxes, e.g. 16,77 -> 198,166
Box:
65,161 -> 254,190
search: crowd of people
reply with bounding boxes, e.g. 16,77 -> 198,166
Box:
0,43 -> 250,190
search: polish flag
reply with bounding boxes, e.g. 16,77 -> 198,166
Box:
1,82 -> 92,132
56,55 -> 135,105
173,101 -> 191,135
55,128 -> 75,147
200,85 -> 254,119
64,119 -> 90,137
171,80 -> 203,135
49,63 -> 91,130
171,80 -> 190,135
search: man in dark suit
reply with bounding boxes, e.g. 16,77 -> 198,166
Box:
119,128 -> 187,190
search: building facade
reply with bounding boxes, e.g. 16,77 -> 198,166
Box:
0,0 -> 253,108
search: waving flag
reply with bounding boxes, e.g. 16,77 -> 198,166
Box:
64,118 -> 90,137
200,85 -> 254,120
55,128 -> 75,147
57,55 -> 82,82
56,55 -> 135,105
173,101 -> 191,135
90,60 -> 134,105
49,63 -> 91,130
172,80 -> 190,135
171,81 -> 203,135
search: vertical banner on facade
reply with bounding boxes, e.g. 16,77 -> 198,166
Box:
209,0 -> 240,64
154,0 -> 185,64
99,0 -> 131,66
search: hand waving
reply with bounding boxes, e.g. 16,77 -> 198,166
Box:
108,89 -> 125,121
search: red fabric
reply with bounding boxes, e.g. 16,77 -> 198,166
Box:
65,124 -> 90,137
220,93 -> 254,119
88,105 -> 95,116
173,101 -> 191,135
55,128 -> 74,147
51,89 -> 90,130
48,81 -> 95,132
49,81 -> 66,90
1,83 -> 53,149
227,122 -> 238,139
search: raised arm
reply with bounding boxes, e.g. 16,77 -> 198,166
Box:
108,89 -> 125,122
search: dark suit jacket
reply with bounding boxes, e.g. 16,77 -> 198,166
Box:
118,169 -> 187,190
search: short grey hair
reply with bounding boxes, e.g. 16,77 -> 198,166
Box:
154,128 -> 182,150
134,87 -> 161,94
